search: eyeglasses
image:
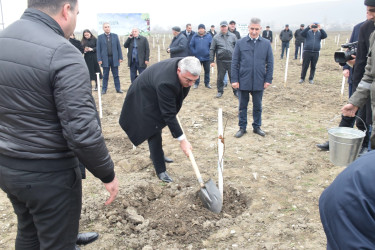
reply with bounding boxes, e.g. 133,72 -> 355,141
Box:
182,76 -> 195,83
250,28 -> 260,31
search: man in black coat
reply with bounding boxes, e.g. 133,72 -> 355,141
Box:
124,27 -> 150,83
294,24 -> 305,59
182,23 -> 196,56
0,1 -> 118,249
167,26 -> 189,58
262,26 -> 273,43
119,57 -> 201,182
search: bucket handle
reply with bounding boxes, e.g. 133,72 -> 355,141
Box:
355,115 -> 367,133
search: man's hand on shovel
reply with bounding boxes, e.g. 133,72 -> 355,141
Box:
180,138 -> 192,157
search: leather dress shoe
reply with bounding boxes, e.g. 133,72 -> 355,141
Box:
309,80 -> 314,84
205,84 -> 212,89
76,232 -> 99,246
235,128 -> 247,138
316,141 -> 329,151
193,84 -> 198,89
101,90 -> 106,94
216,92 -> 223,98
157,171 -> 173,182
164,156 -> 173,163
116,90 -> 123,93
298,79 -> 304,84
253,127 -> 265,137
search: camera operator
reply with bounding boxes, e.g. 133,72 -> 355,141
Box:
317,13 -> 374,153
298,22 -> 327,84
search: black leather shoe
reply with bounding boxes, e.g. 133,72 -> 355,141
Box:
316,141 -> 329,151
253,127 -> 265,137
309,80 -> 314,84
116,90 -> 123,93
205,84 -> 212,89
101,90 -> 106,94
193,84 -> 198,89
157,171 -> 173,182
216,92 -> 223,98
76,232 -> 99,246
235,128 -> 246,138
298,79 -> 304,84
164,156 -> 173,163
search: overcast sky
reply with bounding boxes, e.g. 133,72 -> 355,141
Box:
0,0 -> 363,32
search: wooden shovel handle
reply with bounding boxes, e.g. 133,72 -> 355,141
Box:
176,115 -> 205,187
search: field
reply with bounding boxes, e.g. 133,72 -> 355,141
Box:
1,31 -> 353,249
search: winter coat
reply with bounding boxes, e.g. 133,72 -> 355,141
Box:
210,32 -> 237,62
301,27 -> 327,52
231,36 -> 274,91
190,33 -> 212,62
169,33 -> 189,58
0,8 -> 114,181
124,35 -> 150,68
279,29 -> 293,42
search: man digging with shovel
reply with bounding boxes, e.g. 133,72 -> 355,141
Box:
119,57 -> 200,183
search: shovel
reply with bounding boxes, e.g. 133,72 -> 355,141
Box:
177,116 -> 223,213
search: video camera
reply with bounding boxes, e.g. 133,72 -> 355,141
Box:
334,41 -> 358,66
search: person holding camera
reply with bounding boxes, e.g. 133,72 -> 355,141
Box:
124,27 -> 150,83
298,22 -> 327,84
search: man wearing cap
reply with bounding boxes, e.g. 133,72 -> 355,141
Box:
167,26 -> 188,58
294,24 -> 305,60
208,25 -> 217,38
298,22 -> 327,84
182,23 -> 196,56
190,24 -> 213,89
262,26 -> 273,43
279,24 -> 293,59
231,17 -> 274,138
210,20 -> 238,98
229,20 -> 241,39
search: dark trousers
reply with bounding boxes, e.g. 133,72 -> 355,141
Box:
281,41 -> 290,58
301,51 -> 319,81
195,60 -> 210,86
102,56 -> 121,92
0,163 -> 82,250
294,43 -> 302,59
130,61 -> 145,83
216,60 -> 236,94
238,90 -> 264,130
148,131 -> 166,174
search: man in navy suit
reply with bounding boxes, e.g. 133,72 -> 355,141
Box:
97,22 -> 123,94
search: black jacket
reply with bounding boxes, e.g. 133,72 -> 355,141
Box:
169,33 -> 189,58
262,30 -> 273,42
352,20 -> 375,86
294,28 -> 305,44
279,29 -> 293,42
0,8 -> 114,182
119,58 -> 188,146
229,29 -> 241,39
182,30 -> 196,55
124,35 -> 150,68
70,37 -> 84,54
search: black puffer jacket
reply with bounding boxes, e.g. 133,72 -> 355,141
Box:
0,8 -> 114,182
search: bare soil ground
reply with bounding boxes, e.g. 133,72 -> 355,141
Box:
1,32 -> 352,249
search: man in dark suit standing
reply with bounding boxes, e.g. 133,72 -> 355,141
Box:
124,27 -> 150,83
119,57 -> 201,182
262,26 -> 273,43
182,23 -> 196,56
97,22 -> 123,94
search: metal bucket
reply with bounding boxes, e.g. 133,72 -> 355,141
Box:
328,127 -> 365,166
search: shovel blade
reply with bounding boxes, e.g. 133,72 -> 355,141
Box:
198,179 -> 223,213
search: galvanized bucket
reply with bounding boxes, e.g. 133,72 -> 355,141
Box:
328,116 -> 366,166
